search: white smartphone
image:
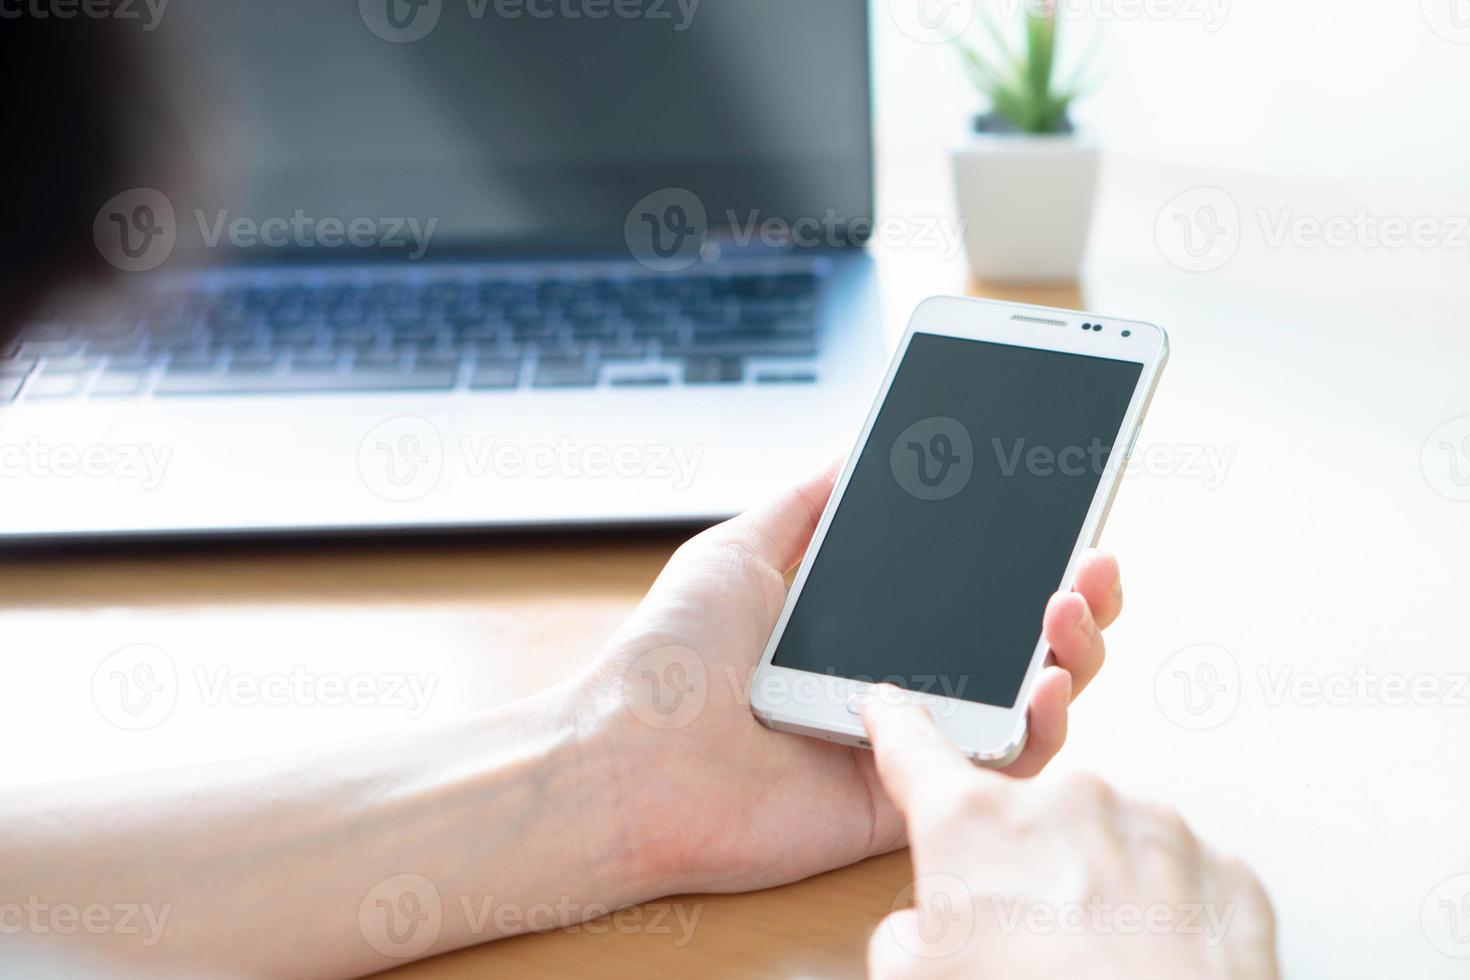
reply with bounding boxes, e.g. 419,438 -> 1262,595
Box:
749,296 -> 1169,766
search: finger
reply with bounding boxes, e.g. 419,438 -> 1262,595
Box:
1042,770 -> 1128,879
1211,854 -> 1280,980
1072,550 -> 1123,630
998,665 -> 1071,778
862,687 -> 984,818
866,911 -> 919,980
707,458 -> 842,573
1042,590 -> 1105,698
1127,800 -> 1204,897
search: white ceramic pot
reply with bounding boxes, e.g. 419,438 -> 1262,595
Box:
950,130 -> 1099,282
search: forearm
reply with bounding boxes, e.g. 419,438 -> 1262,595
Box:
0,680 -> 652,979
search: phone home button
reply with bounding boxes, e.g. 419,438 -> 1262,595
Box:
845,694 -> 866,716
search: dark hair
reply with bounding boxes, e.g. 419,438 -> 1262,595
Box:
0,22 -> 148,348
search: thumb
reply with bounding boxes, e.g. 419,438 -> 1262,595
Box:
704,458 -> 841,573
861,686 -> 995,820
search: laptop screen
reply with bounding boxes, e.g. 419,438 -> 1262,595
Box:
163,0 -> 874,257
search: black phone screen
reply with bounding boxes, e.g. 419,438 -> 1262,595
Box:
770,332 -> 1144,708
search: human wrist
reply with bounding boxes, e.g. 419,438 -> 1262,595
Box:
561,660 -> 704,907
556,671 -> 675,908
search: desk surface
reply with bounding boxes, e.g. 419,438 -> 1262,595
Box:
5,213 -> 1470,979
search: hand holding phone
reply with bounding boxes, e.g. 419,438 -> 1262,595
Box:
578,454 -> 1125,902
750,296 -> 1168,763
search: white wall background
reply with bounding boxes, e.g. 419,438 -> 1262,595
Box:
872,0 -> 1470,219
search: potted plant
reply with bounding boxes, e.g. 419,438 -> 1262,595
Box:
950,2 -> 1099,282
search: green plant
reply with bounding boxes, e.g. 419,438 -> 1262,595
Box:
955,2 -> 1097,134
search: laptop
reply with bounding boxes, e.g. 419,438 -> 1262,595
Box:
0,0 -> 886,541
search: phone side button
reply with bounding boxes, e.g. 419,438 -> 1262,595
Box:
1124,423 -> 1142,460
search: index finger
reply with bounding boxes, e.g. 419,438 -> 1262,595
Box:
861,687 -> 986,818
1072,550 -> 1123,630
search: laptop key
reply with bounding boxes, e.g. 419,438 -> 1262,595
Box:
266,325 -> 316,345
415,352 -> 464,374
533,338 -> 588,360
22,322 -> 77,340
567,319 -> 617,339
736,311 -> 818,332
737,301 -> 817,321
0,357 -> 37,377
389,324 -> 438,343
34,361 -> 99,382
276,337 -> 321,355
666,336 -> 817,359
168,352 -> 220,371
88,340 -> 149,358
776,272 -> 819,293
510,323 -> 558,342
466,339 -> 520,358
756,370 -> 819,385
91,371 -> 150,397
227,352 -> 283,374
468,360 -> 521,389
288,352 -> 342,373
596,340 -> 648,360
104,355 -> 157,372
353,351 -> 404,371
683,357 -> 744,385
532,359 -> 599,388
24,372 -> 89,399
327,321 -> 378,341
155,367 -> 457,395
610,373 -> 672,388
453,324 -> 503,341
18,340 -> 83,359
330,336 -> 381,356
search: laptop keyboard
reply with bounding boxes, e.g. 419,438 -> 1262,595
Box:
0,269 -> 822,402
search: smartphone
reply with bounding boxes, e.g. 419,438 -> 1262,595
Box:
748,296 -> 1169,765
